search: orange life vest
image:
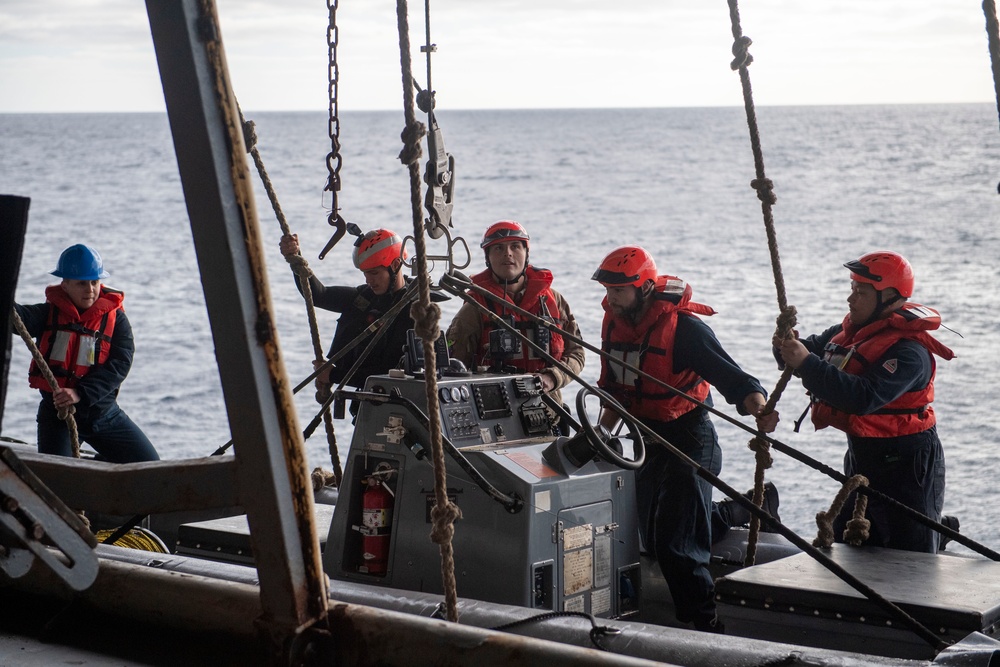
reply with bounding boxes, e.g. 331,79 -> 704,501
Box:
469,265 -> 566,373
28,285 -> 123,390
599,276 -> 716,422
811,303 -> 955,438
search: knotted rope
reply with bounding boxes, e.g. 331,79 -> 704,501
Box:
11,308 -> 81,458
984,1 -> 1000,137
396,0 -> 461,623
239,107 -> 342,486
814,475 -> 871,548
12,307 -> 90,528
727,0 -> 798,565
984,0 -> 1000,192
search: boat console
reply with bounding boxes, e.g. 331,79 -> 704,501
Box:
322,370 -> 642,619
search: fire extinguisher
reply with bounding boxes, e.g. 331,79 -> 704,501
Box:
360,476 -> 393,575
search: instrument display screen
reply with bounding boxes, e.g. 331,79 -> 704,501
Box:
473,382 -> 511,420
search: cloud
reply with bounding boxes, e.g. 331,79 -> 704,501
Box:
0,0 -> 995,113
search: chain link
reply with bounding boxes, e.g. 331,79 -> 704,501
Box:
325,0 -> 342,213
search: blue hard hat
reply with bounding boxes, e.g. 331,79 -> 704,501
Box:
51,244 -> 110,280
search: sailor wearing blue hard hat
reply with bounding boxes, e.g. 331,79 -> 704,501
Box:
13,245 -> 159,463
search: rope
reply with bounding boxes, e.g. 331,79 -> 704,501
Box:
814,475 -> 871,548
94,527 -> 169,553
726,0 -> 797,566
985,0 -> 1000,137
437,277 -> 946,651
396,0 -> 460,624
11,308 -> 81,458
238,106 -> 342,486
311,467 -> 338,492
441,272 -> 998,561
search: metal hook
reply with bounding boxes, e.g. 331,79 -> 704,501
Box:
318,212 -> 347,260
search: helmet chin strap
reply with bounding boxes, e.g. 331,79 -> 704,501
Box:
859,289 -> 904,328
623,282 -> 654,324
385,259 -> 405,291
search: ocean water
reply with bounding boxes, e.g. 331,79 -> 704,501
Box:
2,105 -> 1000,554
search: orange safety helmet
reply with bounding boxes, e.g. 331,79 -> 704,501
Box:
481,220 -> 530,250
843,251 -> 914,298
353,229 -> 407,271
592,246 -> 657,288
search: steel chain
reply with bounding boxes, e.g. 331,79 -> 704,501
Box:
325,0 -> 342,215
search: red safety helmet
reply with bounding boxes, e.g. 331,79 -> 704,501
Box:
353,229 -> 407,271
843,251 -> 914,298
481,220 -> 530,250
592,246 -> 657,288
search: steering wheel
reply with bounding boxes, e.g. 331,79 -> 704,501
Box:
575,388 -> 645,470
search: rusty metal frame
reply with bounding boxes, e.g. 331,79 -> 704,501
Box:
143,0 -> 327,645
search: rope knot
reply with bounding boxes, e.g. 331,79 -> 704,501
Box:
241,118 -> 258,153
411,300 -> 441,341
774,306 -> 798,340
844,515 -> 872,546
310,467 -> 338,492
429,500 -> 463,544
750,177 -> 777,205
730,35 -> 754,70
285,252 -> 313,280
746,436 -> 773,468
56,404 -> 76,422
398,121 -> 426,165
814,475 -> 869,548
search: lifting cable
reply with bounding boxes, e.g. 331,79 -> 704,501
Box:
439,272 -> 997,562
238,106 -> 343,486
300,281 -> 421,439
984,0 -> 1000,192
100,288 -> 418,548
395,0 -> 461,624
725,0 -> 804,564
437,275 -> 949,652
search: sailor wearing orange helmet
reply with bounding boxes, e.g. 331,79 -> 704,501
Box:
775,251 -> 954,553
281,229 -> 436,400
593,245 -> 777,633
446,221 -> 585,423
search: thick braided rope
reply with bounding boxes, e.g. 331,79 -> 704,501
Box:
396,0 -> 460,623
239,110 -> 342,485
814,475 -> 871,548
984,0 -> 1000,139
11,308 -> 81,458
727,0 -> 799,565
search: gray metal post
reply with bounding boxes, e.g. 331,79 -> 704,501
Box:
0,195 -> 30,432
143,0 -> 327,651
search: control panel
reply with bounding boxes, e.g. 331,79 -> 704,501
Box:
368,373 -> 556,445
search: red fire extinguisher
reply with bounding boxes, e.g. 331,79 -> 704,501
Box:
361,477 -> 393,575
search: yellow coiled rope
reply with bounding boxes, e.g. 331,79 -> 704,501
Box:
94,527 -> 169,553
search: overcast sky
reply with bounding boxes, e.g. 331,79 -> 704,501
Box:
0,0 -> 995,113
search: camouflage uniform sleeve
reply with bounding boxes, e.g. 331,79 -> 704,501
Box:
544,290 -> 585,390
446,301 -> 482,369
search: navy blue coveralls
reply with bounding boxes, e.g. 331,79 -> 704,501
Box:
791,325 -> 945,553
14,302 -> 159,463
626,313 -> 767,628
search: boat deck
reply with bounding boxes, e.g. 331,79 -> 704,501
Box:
716,543 -> 1000,659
